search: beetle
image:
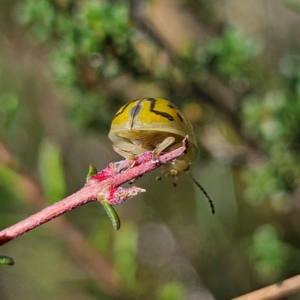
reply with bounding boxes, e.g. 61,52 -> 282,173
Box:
108,97 -> 215,214
108,97 -> 197,179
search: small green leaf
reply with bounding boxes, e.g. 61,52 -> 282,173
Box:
0,255 -> 15,266
86,164 -> 98,182
101,200 -> 120,230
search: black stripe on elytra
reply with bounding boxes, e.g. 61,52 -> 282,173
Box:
146,98 -> 175,121
176,112 -> 184,122
114,99 -> 140,118
169,102 -> 185,122
129,99 -> 144,128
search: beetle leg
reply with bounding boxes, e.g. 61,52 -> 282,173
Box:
129,176 -> 142,184
173,176 -> 178,187
113,145 -> 136,161
152,136 -> 175,161
110,146 -> 136,172
156,174 -> 162,181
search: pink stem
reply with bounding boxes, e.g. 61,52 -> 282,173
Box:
0,141 -> 187,246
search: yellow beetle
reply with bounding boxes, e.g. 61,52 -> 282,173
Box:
108,97 -> 215,217
108,97 -> 197,179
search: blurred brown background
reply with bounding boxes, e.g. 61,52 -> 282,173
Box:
1,0 -> 300,299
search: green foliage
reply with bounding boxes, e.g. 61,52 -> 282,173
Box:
243,56 -> 300,207
38,139 -> 67,203
15,0 -> 55,42
16,0 -> 131,84
246,224 -> 291,283
0,93 -> 20,129
113,223 -> 137,289
15,0 -> 135,130
202,27 -> 260,81
243,163 -> 283,207
67,91 -> 110,130
0,163 -> 23,204
158,282 -> 185,300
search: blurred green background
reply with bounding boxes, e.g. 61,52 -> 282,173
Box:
1,0 -> 300,299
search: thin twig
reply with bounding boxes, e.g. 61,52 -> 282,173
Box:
0,140 -> 187,246
232,274 -> 300,300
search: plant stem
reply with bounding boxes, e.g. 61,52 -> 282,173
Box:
0,140 -> 187,245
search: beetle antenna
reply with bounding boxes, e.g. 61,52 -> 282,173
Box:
189,174 -> 215,214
